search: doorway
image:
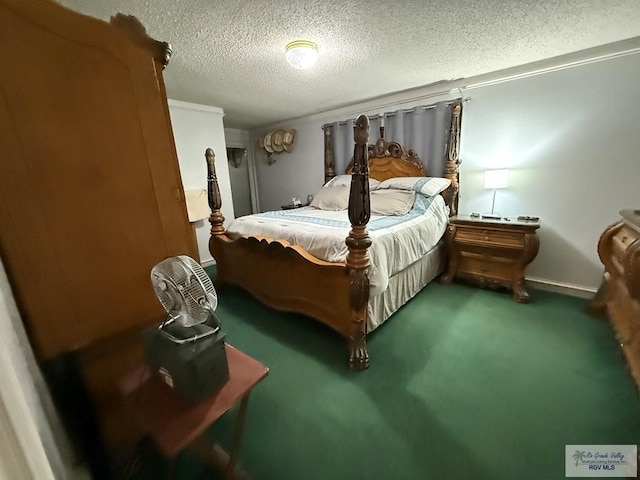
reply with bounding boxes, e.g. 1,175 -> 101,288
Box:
226,147 -> 254,217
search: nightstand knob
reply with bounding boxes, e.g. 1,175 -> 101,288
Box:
485,236 -> 489,241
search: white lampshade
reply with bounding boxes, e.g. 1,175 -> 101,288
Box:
484,169 -> 510,189
285,40 -> 319,70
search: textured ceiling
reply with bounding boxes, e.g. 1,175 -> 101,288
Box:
57,0 -> 640,129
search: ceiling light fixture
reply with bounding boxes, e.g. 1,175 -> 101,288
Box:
285,40 -> 319,70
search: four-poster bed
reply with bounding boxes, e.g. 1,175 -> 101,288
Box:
207,105 -> 462,369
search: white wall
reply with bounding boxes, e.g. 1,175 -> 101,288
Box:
168,100 -> 235,264
252,125 -> 327,212
224,128 -> 251,146
226,148 -> 253,217
459,52 -> 640,292
250,41 -> 640,293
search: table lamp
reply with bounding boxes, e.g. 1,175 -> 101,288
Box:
483,169 -> 509,218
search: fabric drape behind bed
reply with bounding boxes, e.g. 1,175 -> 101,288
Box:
384,102 -> 452,177
325,101 -> 454,178
329,116 -> 381,176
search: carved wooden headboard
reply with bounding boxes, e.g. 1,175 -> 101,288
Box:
346,138 -> 426,182
323,103 -> 462,216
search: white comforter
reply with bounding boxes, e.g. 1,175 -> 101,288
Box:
226,194 -> 449,296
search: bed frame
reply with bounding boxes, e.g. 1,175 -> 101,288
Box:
207,106 -> 461,370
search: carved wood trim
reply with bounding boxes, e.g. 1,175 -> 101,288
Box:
208,234 -> 354,336
110,14 -> 172,69
513,231 -> 541,303
587,222 -> 623,315
440,224 -> 458,285
587,212 -> 640,390
206,148 -> 225,236
345,137 -> 424,176
625,239 -> 640,301
346,115 -> 372,370
369,138 -> 423,168
442,102 -> 462,216
323,125 -> 335,184
369,156 -> 427,183
206,147 -> 228,287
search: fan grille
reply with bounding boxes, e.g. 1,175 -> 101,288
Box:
150,255 -> 217,326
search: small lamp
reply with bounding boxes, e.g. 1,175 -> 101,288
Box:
484,169 -> 509,216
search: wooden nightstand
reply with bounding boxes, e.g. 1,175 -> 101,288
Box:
441,215 -> 540,303
280,203 -> 309,210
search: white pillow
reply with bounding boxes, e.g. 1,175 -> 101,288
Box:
310,186 -> 350,210
370,189 -> 416,216
324,174 -> 380,191
378,176 -> 451,197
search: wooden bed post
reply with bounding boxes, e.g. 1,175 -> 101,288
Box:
323,124 -> 335,184
206,148 -> 227,286
346,115 -> 372,370
443,102 -> 462,216
206,148 -> 225,234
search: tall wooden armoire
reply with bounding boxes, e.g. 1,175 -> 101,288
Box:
0,0 -> 198,468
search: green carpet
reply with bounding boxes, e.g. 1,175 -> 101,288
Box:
145,270 -> 640,480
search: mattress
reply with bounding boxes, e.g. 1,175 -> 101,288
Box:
226,194 -> 449,296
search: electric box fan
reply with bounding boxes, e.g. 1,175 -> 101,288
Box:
145,255 -> 229,404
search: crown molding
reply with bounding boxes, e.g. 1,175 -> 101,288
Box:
167,99 -> 225,115
465,36 -> 640,90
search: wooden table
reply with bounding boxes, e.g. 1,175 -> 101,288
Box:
122,344 -> 269,479
441,215 -> 540,302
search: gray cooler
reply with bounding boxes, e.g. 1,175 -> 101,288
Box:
143,313 -> 229,404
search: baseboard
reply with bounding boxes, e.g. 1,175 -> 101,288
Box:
201,258 -> 217,267
526,276 -> 597,299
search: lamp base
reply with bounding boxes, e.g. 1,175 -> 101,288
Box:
481,213 -> 502,220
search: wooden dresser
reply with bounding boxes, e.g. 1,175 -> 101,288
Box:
441,215 -> 540,303
589,210 -> 640,389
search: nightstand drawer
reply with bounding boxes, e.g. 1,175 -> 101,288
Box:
457,243 -> 522,260
443,215 -> 540,303
455,227 -> 523,248
458,256 -> 512,281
